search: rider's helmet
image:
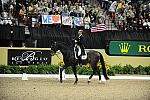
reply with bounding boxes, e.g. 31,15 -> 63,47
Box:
78,30 -> 83,36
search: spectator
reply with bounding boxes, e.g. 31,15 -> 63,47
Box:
137,15 -> 144,30
109,1 -> 118,22
118,14 -> 125,30
116,0 -> 125,16
96,6 -> 101,18
19,6 -> 26,19
143,18 -> 150,30
0,0 -> 149,30
1,11 -> 12,25
84,13 -> 90,29
126,7 -> 135,30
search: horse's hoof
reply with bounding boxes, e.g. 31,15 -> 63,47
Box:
105,76 -> 110,80
87,79 -> 91,84
105,77 -> 110,80
88,81 -> 90,84
74,80 -> 78,85
60,80 -> 63,83
74,82 -> 77,85
98,80 -> 102,84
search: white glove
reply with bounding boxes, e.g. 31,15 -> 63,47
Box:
75,40 -> 77,43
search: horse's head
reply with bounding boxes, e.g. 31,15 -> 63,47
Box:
51,42 -> 59,53
51,41 -> 73,55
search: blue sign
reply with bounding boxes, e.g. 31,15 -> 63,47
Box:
42,15 -> 52,24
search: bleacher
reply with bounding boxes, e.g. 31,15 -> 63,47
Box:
0,0 -> 150,48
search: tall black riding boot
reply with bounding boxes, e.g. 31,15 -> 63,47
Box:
78,57 -> 82,67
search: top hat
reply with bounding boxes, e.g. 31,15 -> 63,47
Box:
78,30 -> 83,33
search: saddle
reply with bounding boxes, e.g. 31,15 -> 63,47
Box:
74,44 -> 87,60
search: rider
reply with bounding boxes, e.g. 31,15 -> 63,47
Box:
74,30 -> 86,61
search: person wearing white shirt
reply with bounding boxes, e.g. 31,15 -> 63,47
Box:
84,14 -> 90,29
109,1 -> 118,22
143,19 -> 150,29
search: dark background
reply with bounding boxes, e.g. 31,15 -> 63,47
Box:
0,25 -> 150,49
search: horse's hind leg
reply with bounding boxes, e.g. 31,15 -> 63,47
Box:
88,67 -> 97,84
99,53 -> 110,80
101,64 -> 109,80
88,72 -> 94,84
97,68 -> 102,83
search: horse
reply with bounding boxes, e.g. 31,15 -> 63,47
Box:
51,42 -> 109,84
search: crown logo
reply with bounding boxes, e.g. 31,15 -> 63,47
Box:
119,42 -> 131,54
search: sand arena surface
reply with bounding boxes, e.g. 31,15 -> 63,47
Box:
0,78 -> 150,100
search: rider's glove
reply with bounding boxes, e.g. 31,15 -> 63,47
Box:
75,40 -> 77,43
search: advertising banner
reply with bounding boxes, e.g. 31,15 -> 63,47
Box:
108,41 -> 150,56
8,49 -> 51,65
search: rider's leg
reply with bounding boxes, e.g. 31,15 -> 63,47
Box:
80,45 -> 85,55
78,56 -> 82,66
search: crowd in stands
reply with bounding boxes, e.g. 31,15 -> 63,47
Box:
0,0 -> 150,30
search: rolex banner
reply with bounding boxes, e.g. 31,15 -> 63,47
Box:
107,41 -> 150,56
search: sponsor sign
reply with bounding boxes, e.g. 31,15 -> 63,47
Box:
107,41 -> 150,56
8,49 -> 51,65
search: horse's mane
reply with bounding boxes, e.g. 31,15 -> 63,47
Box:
55,41 -> 73,49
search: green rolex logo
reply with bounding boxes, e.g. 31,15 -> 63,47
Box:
119,42 -> 131,54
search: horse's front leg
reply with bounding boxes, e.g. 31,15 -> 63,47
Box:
72,66 -> 78,85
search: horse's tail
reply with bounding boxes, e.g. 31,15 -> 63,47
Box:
98,52 -> 108,79
98,52 -> 105,68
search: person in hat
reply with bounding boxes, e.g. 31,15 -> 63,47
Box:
74,30 -> 86,62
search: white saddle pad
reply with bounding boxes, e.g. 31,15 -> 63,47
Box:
74,45 -> 87,60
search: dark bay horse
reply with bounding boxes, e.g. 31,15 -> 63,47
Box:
51,42 -> 109,84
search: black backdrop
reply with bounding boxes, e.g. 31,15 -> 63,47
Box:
0,25 -> 150,49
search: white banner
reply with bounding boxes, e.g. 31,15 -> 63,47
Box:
42,15 -> 61,24
74,17 -> 84,26
51,15 -> 61,24
62,16 -> 72,25
42,15 -> 52,24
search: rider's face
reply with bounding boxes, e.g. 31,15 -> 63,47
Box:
78,31 -> 82,36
